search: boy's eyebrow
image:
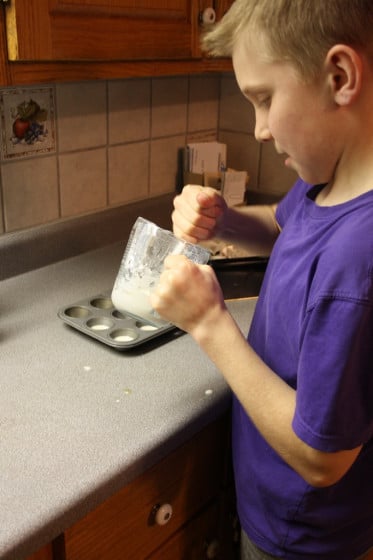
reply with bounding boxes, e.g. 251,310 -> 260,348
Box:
242,85 -> 268,97
241,86 -> 270,103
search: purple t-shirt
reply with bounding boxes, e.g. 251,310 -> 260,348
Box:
233,179 -> 373,559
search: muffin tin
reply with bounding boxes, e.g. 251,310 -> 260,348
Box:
57,292 -> 175,350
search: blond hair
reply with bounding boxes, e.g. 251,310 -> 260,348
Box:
202,0 -> 373,80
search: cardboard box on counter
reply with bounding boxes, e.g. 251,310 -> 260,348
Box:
182,141 -> 248,206
221,169 -> 248,206
183,169 -> 248,207
184,141 -> 227,175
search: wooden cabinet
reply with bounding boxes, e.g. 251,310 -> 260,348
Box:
1,0 -> 234,85
25,535 -> 65,560
63,414 -> 237,560
26,544 -> 54,560
148,501 -> 221,559
5,0 -> 199,62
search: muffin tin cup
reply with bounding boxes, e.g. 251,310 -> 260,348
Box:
58,293 -> 175,350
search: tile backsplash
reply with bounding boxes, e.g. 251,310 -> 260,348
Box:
0,73 -> 297,236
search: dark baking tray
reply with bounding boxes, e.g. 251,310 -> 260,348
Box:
210,256 -> 269,299
58,292 -> 175,350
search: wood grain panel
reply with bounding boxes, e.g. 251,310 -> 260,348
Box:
64,416 -> 230,560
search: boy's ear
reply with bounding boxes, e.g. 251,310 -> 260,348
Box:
325,44 -> 362,106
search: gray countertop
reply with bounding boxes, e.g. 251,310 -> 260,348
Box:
0,241 -> 256,560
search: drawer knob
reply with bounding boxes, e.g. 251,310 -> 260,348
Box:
154,503 -> 173,526
200,7 -> 216,25
205,538 -> 220,558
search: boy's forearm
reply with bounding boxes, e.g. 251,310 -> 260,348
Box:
216,203 -> 280,256
191,308 -> 362,488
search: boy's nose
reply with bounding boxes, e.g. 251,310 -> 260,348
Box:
255,122 -> 273,142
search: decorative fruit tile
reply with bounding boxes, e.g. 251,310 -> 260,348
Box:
0,86 -> 56,160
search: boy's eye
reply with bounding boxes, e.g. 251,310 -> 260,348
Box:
244,90 -> 271,110
258,96 -> 271,108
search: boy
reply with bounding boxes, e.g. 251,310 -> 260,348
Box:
151,1 -> 373,558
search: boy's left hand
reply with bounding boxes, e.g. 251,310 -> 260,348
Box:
151,255 -> 226,337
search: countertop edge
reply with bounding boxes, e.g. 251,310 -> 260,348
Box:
0,194 -> 174,281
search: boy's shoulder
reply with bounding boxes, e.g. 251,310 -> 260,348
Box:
318,192 -> 373,300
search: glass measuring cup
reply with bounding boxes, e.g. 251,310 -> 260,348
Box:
111,217 -> 211,326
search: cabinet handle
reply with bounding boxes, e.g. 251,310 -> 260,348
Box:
200,7 -> 216,25
153,503 -> 173,526
205,538 -> 220,559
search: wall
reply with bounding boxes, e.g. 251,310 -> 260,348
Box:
0,73 -> 297,237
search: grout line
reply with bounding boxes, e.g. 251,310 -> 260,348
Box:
105,79 -> 110,206
0,168 -> 5,232
54,83 -> 62,218
148,77 -> 153,197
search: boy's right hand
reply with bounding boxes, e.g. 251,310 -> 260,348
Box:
172,184 -> 227,244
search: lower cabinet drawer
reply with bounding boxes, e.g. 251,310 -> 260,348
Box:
25,543 -> 54,560
147,501 -> 221,560
64,415 -> 229,560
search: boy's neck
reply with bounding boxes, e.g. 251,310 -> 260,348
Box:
316,131 -> 373,206
316,175 -> 373,206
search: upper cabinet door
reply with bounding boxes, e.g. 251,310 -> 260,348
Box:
216,0 -> 235,18
5,0 -> 205,61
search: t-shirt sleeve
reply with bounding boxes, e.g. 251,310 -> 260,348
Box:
292,296 -> 373,452
276,179 -> 310,229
